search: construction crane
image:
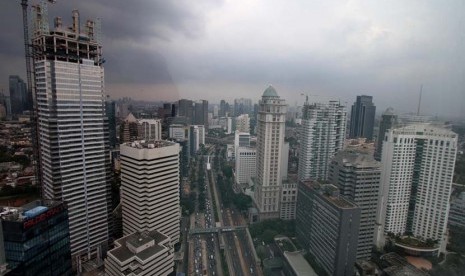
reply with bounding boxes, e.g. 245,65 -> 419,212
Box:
19,0 -> 56,191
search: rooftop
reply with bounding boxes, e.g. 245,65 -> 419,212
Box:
0,200 -> 65,223
108,230 -> 171,263
262,85 -> 279,98
123,140 -> 176,149
333,149 -> 381,169
284,251 -> 318,276
300,180 -> 358,209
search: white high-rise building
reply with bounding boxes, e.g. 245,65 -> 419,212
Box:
120,140 -> 180,244
253,86 -> 287,220
375,124 -> 458,252
235,147 -> 256,185
33,8 -> 111,258
190,125 -> 205,154
235,114 -> 250,133
298,100 -> 346,181
169,124 -> 189,140
138,119 -> 162,141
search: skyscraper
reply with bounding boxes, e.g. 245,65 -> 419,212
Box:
329,149 -> 381,260
298,100 -> 346,181
32,8 -> 112,260
253,86 -> 287,220
120,140 -> 180,243
349,95 -> 376,140
375,124 -> 458,252
194,100 -> 208,128
178,99 -> 194,122
374,107 -> 397,161
8,75 -> 27,116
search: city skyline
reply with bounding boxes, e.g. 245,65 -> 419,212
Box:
1,1 -> 465,118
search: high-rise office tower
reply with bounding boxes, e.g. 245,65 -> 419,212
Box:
8,75 -> 28,115
120,113 -> 139,143
374,107 -> 397,161
178,99 -> 194,123
253,86 -> 287,220
329,149 -> 381,260
375,124 -> 458,252
298,100 -> 346,181
296,180 -> 360,276
32,8 -> 112,259
194,100 -> 208,128
120,140 -> 180,243
349,95 -> 376,140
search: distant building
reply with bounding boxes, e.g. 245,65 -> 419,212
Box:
1,200 -> 72,275
298,101 -> 346,181
349,95 -> 376,141
375,125 -> 458,253
120,141 -> 180,244
190,125 -> 205,154
296,180 -> 360,276
169,124 -> 190,140
234,98 -> 253,116
138,119 -> 162,141
219,99 -> 230,117
219,117 -> 233,134
235,114 -> 250,133
178,99 -> 194,123
375,107 -> 397,161
253,86 -> 287,220
105,230 -> 174,276
120,113 -> 139,143
194,100 -> 208,128
9,75 -> 28,116
329,149 -> 381,260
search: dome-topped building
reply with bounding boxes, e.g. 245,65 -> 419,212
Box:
262,85 -> 279,98
254,85 -> 288,220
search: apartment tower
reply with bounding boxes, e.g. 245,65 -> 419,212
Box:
298,100 -> 346,181
253,86 -> 287,220
375,124 -> 457,251
32,7 -> 112,259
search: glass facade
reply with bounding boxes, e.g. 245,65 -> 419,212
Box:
2,203 -> 72,276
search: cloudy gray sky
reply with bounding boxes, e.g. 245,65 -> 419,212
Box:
1,0 -> 465,117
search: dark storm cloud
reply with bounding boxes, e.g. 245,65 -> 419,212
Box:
0,0 -> 220,98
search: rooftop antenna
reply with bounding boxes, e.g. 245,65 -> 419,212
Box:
417,84 -> 423,116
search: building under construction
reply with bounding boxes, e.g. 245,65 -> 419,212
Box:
31,4 -> 112,273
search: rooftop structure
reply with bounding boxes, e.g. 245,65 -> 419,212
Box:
105,230 -> 174,276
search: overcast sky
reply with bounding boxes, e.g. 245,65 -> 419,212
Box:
1,0 -> 465,118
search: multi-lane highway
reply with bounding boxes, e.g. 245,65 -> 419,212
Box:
187,147 -> 262,276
